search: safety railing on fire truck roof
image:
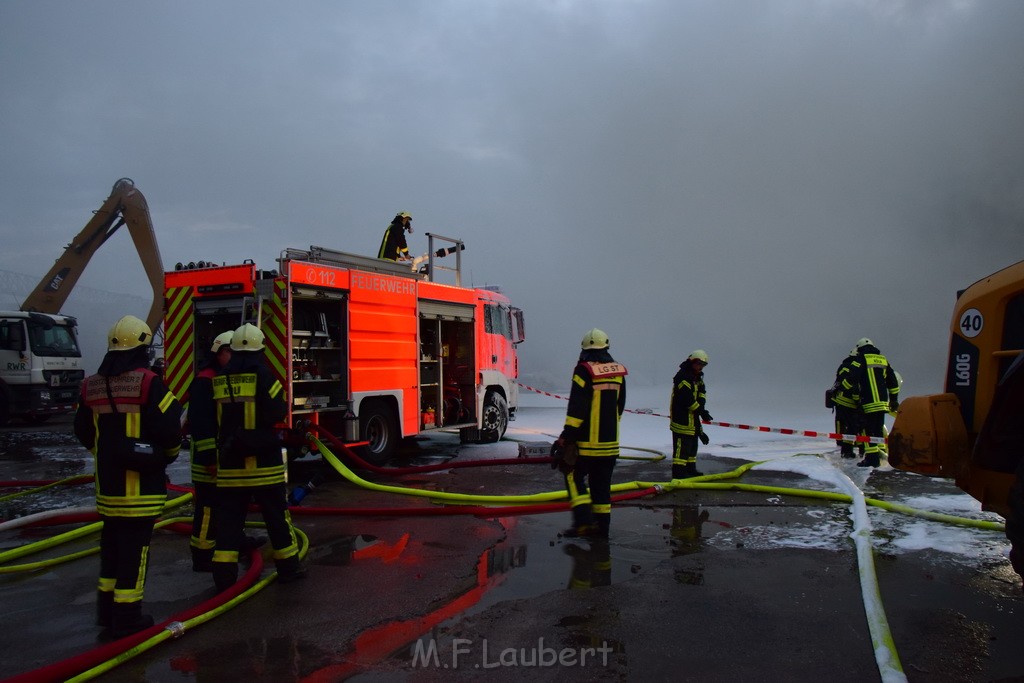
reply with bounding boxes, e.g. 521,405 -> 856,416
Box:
279,233 -> 466,286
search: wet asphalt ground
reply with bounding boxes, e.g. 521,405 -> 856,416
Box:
1,410 -> 1022,682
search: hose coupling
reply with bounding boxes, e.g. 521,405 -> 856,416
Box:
653,485 -> 664,493
165,621 -> 186,639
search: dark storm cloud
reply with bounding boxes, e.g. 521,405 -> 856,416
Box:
2,0 -> 1023,423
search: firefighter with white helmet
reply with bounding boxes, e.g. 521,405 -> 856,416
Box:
840,338 -> 900,468
550,328 -> 628,539
74,315 -> 183,638
670,349 -> 712,478
378,211 -> 413,262
210,323 -> 304,589
185,330 -> 242,572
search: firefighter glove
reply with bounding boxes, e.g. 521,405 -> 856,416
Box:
698,431 -> 710,446
699,409 -> 713,422
549,439 -> 565,470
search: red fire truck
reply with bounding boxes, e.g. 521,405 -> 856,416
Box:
163,236 -> 525,464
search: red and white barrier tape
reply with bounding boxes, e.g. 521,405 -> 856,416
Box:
517,382 -> 887,445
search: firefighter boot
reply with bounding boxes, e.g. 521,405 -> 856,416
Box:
679,463 -> 704,478
191,548 -> 214,573
95,590 -> 113,628
561,505 -> 595,538
241,534 -> 267,553
212,562 -> 238,592
840,443 -> 856,459
594,513 -> 610,539
1009,547 -> 1024,593
108,602 -> 154,640
857,453 -> 881,468
276,556 -> 307,584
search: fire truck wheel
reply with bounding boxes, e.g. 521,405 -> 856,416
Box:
358,401 -> 398,465
479,391 -> 508,443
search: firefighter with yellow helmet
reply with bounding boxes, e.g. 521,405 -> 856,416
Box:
74,315 -> 183,639
550,328 -> 628,539
670,349 -> 712,479
211,323 -> 305,590
378,211 -> 413,262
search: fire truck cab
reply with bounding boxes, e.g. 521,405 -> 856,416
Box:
164,236 -> 525,465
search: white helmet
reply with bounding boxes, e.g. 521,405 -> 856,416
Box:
687,349 -> 709,364
580,328 -> 610,350
855,337 -> 874,350
231,323 -> 265,351
211,331 -> 235,353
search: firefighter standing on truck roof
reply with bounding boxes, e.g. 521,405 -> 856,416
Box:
829,346 -> 864,459
841,338 -> 900,468
186,331 -> 265,572
74,315 -> 183,640
550,328 -> 627,539
670,350 -> 712,479
211,323 -> 305,590
378,211 -> 413,262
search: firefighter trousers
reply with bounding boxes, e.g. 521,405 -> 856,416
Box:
98,516 -> 157,608
834,406 -> 863,456
672,433 -> 700,478
190,480 -> 218,568
861,411 -> 886,465
565,456 -> 617,537
212,483 -> 301,590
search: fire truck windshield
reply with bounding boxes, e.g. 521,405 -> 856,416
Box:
27,320 -> 81,358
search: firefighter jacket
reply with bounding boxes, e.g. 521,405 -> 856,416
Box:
377,219 -> 410,261
831,355 -> 860,410
212,351 -> 287,487
559,356 -> 627,458
841,344 -> 900,414
74,362 -> 183,518
187,366 -> 218,485
670,363 -> 707,436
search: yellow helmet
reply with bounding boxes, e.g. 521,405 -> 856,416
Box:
107,315 -> 153,351
211,331 -> 235,353
231,323 -> 265,351
581,328 -> 610,350
399,211 -> 412,219
687,349 -> 709,364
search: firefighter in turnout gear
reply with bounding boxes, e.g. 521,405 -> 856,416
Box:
377,211 -> 413,262
830,347 -> 864,459
74,315 -> 182,639
551,328 -> 627,539
185,331 -> 233,572
670,350 -> 711,479
211,323 -> 305,590
841,338 -> 900,468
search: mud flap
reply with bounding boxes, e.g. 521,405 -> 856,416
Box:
888,393 -> 970,477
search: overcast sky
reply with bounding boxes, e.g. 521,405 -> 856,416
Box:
2,1 -> 1023,423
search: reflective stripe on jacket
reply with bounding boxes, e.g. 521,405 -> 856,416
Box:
561,361 -> 627,457
75,369 -> 182,517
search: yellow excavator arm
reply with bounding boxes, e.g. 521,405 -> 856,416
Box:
20,177 -> 164,333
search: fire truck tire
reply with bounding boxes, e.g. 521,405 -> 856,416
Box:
359,401 -> 398,465
479,391 -> 508,443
